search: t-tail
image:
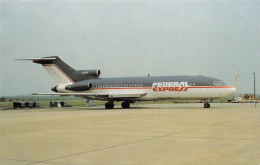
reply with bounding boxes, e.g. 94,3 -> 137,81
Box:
17,56 -> 101,86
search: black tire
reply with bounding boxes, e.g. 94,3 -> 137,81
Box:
110,103 -> 114,109
105,103 -> 109,109
105,102 -> 114,109
121,102 -> 130,109
204,103 -> 210,108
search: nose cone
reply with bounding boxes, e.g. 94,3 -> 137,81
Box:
232,87 -> 236,93
224,86 -> 236,97
230,87 -> 236,94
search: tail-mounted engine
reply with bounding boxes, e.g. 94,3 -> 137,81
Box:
83,70 -> 101,77
51,86 -> 58,92
51,82 -> 92,92
65,83 -> 92,91
70,69 -> 101,82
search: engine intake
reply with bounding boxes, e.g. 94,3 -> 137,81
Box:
51,86 -> 58,92
70,69 -> 101,82
65,83 -> 92,91
83,70 -> 101,77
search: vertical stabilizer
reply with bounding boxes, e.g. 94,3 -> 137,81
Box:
18,56 -> 75,85
18,56 -> 101,84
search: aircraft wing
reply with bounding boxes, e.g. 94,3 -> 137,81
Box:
32,93 -> 146,99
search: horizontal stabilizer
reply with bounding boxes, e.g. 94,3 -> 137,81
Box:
17,58 -> 56,61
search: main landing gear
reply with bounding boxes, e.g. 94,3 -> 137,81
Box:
121,101 -> 130,109
105,101 -> 131,109
105,102 -> 114,109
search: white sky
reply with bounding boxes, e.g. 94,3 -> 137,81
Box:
0,0 -> 259,96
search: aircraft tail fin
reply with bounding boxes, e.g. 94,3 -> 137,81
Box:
18,56 -> 101,85
18,56 -> 75,85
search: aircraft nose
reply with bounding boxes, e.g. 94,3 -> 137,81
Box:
232,87 -> 236,93
227,86 -> 236,96
222,86 -> 236,97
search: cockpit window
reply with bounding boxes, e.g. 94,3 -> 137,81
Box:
213,81 -> 224,86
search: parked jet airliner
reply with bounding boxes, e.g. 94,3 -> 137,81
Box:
19,56 -> 236,109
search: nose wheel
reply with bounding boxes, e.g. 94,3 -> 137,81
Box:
204,102 -> 210,108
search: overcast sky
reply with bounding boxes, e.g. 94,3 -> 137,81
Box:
1,0 -> 259,96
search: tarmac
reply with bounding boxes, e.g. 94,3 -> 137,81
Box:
0,103 -> 259,165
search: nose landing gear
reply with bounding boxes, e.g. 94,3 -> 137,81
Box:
204,102 -> 210,108
202,99 -> 211,108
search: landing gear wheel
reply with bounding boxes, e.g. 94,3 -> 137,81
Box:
204,103 -> 210,108
105,102 -> 114,109
121,101 -> 130,109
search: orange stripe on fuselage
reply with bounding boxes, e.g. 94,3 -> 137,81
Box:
92,86 -> 234,90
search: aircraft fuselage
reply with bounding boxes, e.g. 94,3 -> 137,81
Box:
56,75 -> 236,101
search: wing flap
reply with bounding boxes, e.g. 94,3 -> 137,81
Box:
109,93 -> 146,98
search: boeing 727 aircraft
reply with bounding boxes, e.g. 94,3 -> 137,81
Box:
19,56 -> 236,109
